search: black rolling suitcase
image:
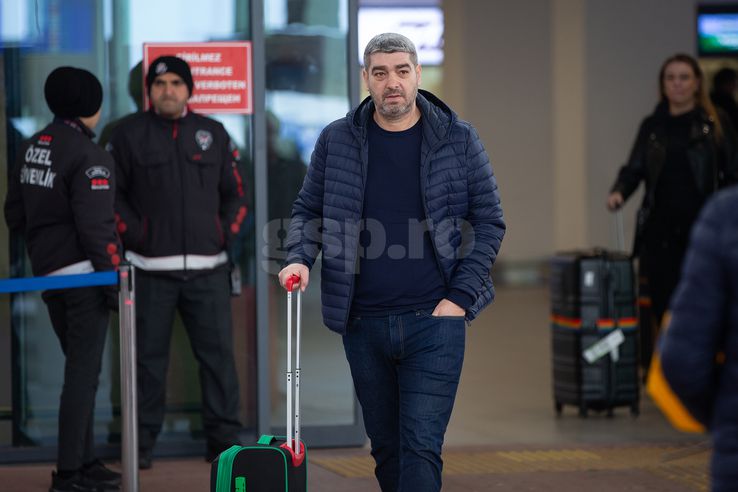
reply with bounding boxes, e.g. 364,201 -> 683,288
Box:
211,275 -> 307,491
550,248 -> 640,417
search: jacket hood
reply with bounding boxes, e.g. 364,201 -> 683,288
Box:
348,89 -> 457,148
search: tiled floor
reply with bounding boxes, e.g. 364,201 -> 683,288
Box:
0,286 -> 710,491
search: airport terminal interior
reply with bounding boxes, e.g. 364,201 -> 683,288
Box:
0,0 -> 734,490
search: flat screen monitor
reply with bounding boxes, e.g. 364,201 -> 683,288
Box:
697,4 -> 738,57
358,6 -> 444,66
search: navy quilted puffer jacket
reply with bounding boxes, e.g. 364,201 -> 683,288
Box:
661,186 -> 738,491
285,89 -> 505,334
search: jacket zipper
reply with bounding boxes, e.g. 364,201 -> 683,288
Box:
419,149 -> 452,291
420,139 -> 473,325
342,129 -> 369,332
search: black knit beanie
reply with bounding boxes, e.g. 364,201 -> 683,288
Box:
44,67 -> 103,118
146,56 -> 194,95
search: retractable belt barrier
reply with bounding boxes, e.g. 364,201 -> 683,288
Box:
0,264 -> 139,492
0,271 -> 117,293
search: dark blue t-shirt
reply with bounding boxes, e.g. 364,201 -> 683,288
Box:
351,116 -> 446,315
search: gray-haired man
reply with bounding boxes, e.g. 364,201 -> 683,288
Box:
278,33 -> 505,491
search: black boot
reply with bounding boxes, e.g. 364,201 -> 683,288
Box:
49,469 -> 119,492
82,459 -> 121,488
139,448 -> 153,470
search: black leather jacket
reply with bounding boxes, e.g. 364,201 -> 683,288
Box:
610,102 -> 738,254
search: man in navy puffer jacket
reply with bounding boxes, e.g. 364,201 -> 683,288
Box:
661,186 -> 738,492
279,33 -> 505,492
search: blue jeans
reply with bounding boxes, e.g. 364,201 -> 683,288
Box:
342,310 -> 466,492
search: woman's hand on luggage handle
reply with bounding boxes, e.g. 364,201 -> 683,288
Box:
607,192 -> 624,211
279,263 -> 310,292
432,299 -> 465,317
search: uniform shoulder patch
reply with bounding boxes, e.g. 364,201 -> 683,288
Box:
86,166 -> 111,190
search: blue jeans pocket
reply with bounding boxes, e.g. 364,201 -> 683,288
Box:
416,310 -> 465,322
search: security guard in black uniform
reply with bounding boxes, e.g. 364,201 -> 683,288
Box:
4,67 -> 122,492
107,56 -> 246,468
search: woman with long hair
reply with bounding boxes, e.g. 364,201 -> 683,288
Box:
607,53 -> 738,366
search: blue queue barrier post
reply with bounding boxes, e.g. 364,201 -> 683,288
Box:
118,263 -> 138,492
0,267 -> 138,492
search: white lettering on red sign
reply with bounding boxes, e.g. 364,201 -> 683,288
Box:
189,94 -> 242,104
176,51 -> 223,63
190,66 -> 234,77
194,80 -> 248,90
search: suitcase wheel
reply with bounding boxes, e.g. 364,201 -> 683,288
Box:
630,403 -> 640,418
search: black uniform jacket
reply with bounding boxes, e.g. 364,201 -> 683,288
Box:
107,109 -> 247,272
4,118 -> 121,276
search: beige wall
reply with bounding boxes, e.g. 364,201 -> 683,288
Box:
445,0 -> 554,262
552,0 -> 587,251
443,0 -> 723,266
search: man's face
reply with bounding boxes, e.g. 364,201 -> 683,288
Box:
362,51 -> 421,121
149,72 -> 189,119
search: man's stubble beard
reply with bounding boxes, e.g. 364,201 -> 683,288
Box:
154,98 -> 187,119
370,86 -> 418,121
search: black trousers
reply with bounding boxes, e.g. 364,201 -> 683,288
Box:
44,286 -> 110,472
641,226 -> 691,326
135,269 -> 241,453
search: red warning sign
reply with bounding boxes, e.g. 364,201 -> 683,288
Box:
143,42 -> 253,114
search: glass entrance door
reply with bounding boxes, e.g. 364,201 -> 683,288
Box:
260,0 -> 365,445
0,0 -> 364,462
0,0 -> 258,460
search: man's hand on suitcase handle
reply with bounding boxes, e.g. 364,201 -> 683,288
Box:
279,263 -> 310,292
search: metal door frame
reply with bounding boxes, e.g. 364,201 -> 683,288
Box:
252,0 -> 366,447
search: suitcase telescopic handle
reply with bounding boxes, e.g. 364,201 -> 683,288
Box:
615,209 -> 625,253
285,274 -> 302,456
286,273 -> 301,292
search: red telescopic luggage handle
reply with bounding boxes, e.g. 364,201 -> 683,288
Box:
286,273 -> 300,293
280,274 -> 305,465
